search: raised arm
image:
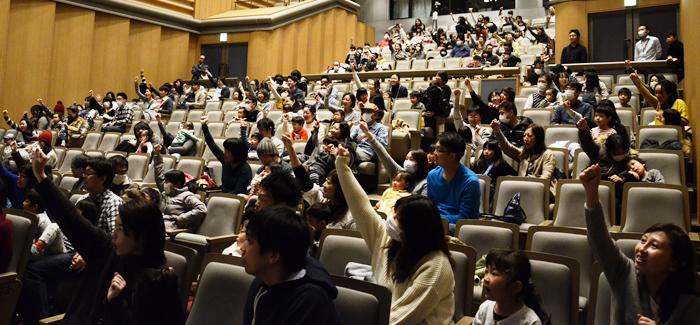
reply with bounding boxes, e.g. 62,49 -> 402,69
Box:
200,116 -> 225,163
464,79 -> 488,111
134,77 -> 146,101
492,120 -> 522,160
152,145 -> 166,192
452,89 -> 465,129
352,66 -> 363,90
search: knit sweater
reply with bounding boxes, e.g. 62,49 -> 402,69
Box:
585,203 -> 700,325
34,178 -> 163,325
472,300 -> 542,325
335,156 -> 456,325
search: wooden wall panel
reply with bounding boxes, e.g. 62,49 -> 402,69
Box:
50,4 -> 95,107
159,27 -> 191,85
0,0 -> 11,117
680,0 -> 698,201
3,0 -> 55,122
321,10 -> 336,72
294,16 -> 309,74
91,13 -> 130,100
127,21 -> 161,99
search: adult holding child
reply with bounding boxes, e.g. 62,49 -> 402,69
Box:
626,60 -> 688,126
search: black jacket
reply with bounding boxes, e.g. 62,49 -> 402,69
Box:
499,116 -> 533,148
242,256 -> 340,325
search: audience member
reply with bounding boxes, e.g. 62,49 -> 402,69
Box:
256,118 -> 285,156
615,87 -> 633,109
76,156 -> 123,233
253,171 -> 302,214
628,66 -> 688,126
376,171 -> 411,215
185,81 -> 207,110
497,101 -> 533,148
471,139 -> 518,202
560,29 -> 587,63
3,110 -> 39,143
387,74 -> 409,99
207,73 -> 231,101
102,93 -> 133,133
427,132 -> 481,234
25,189 -> 65,258
581,164 -> 700,325
0,178 -> 11,273
550,81 -> 593,126
635,25 -> 663,61
524,74 -> 554,109
665,30 -> 684,82
201,116 -> 253,194
108,155 -> 139,196
350,103 -> 388,164
191,55 -> 208,80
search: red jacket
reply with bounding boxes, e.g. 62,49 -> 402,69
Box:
0,211 -> 13,273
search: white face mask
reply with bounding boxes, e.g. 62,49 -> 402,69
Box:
362,112 -> 374,122
456,41 -> 464,46
565,90 -> 576,101
112,174 -> 127,185
534,68 -> 543,75
319,89 -> 328,96
612,153 -> 629,162
537,82 -> 548,91
385,216 -> 404,242
280,92 -> 289,98
403,160 -> 416,173
650,81 -> 658,89
163,183 -> 173,196
499,114 -> 510,123
243,103 -> 253,112
638,30 -> 647,37
498,47 -> 505,54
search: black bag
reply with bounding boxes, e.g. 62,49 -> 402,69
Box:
481,192 -> 528,225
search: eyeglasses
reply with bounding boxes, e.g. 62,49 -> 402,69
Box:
83,170 -> 94,178
434,148 -> 451,154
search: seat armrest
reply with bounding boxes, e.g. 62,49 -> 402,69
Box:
166,228 -> 193,240
689,232 -> 699,244
39,314 -> 65,325
609,225 -> 621,233
456,316 -> 474,325
206,235 -> 238,253
539,220 -> 553,226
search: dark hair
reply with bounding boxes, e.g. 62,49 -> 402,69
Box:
290,116 -> 305,126
25,189 -> 44,213
604,134 -> 629,156
306,202 -> 333,224
323,170 -> 348,222
663,109 -> 682,126
457,125 -> 473,145
437,132 -> 466,162
86,157 -> 116,188
250,132 -> 263,142
258,89 -> 270,101
393,170 -> 412,188
594,105 -> 614,119
223,138 -> 249,163
658,80 -> 680,110
520,124 -> 546,160
582,66 -> 598,74
164,169 -> 186,187
246,206 -> 309,274
158,86 -> 169,93
133,121 -> 152,138
617,87 -> 632,97
108,155 -> 128,170
546,88 -> 559,97
597,100 -> 621,126
565,80 -> 583,93
665,30 -> 678,39
20,165 -> 51,190
643,223 -> 697,322
436,71 -> 449,86
260,172 -> 302,208
132,268 -> 185,325
74,198 -> 99,225
332,122 -> 351,141
407,149 -> 429,182
342,93 -> 357,108
537,73 -> 553,86
70,153 -> 90,169
584,72 -> 602,95
118,199 -> 166,264
246,96 -> 259,106
387,196 -> 454,282
141,187 -> 161,207
501,87 -> 516,102
569,29 -> 580,37
322,137 -> 340,147
116,92 -> 128,100
466,106 -> 481,117
356,87 -> 368,100
287,75 -> 299,84
475,139 -> 505,169
499,100 -> 517,115
486,250 -> 552,325
257,118 -> 275,133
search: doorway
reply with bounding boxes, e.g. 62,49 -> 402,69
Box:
201,43 -> 249,81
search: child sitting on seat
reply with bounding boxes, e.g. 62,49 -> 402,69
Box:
48,114 -> 67,147
537,88 -> 562,109
614,87 -> 633,109
290,116 -> 309,141
305,203 -> 332,255
590,105 -> 617,143
624,157 -> 665,184
25,190 -> 65,258
167,121 -> 199,158
409,91 -> 426,111
222,219 -> 249,256
375,171 -> 412,216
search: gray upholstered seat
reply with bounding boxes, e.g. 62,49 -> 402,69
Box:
202,137 -> 226,161
164,242 -> 198,310
522,109 -> 553,126
97,132 -> 120,152
493,176 -> 550,231
526,251 -> 580,325
637,149 -> 685,186
176,156 -> 205,178
544,125 -> 579,147
332,275 -> 391,325
81,132 -> 102,150
126,153 -> 150,182
635,125 -> 681,149
448,243 -> 477,321
552,180 -> 615,229
58,149 -> 85,173
318,229 -> 371,276
620,183 -> 689,233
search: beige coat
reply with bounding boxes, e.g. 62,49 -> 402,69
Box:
496,132 -> 557,194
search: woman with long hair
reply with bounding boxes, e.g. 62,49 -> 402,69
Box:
629,68 -> 688,126
325,93 -> 361,125
333,147 -> 456,324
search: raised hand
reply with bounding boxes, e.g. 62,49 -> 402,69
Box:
31,147 -> 49,182
200,115 -> 209,125
155,113 -> 162,123
107,273 -> 126,302
454,88 -> 462,96
69,253 -> 86,272
576,117 -> 587,131
359,121 -> 369,135
579,164 -> 602,207
490,119 -> 500,134
624,60 -> 632,71
153,144 -> 162,156
281,133 -> 293,148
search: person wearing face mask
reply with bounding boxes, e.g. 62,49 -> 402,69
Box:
449,34 -> 471,58
349,103 -> 388,164
102,93 -> 133,133
152,144 -> 207,231
239,96 -> 263,123
496,101 -> 533,148
524,74 -> 555,109
634,25 -> 662,61
107,156 -> 139,196
333,145 -> 457,324
550,80 -> 594,126
378,32 -> 391,47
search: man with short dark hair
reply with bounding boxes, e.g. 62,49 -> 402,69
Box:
449,34 -> 471,58
102,92 -> 133,133
254,172 -> 302,213
257,118 -> 285,156
191,55 -> 208,80
107,155 -> 138,196
76,157 -> 123,233
550,80 -> 593,126
207,72 -> 231,101
156,86 -> 174,115
70,154 -> 89,191
561,29 -> 587,63
427,132 -> 481,235
287,76 -> 304,101
185,81 -> 207,110
497,101 -> 533,148
241,206 -> 340,325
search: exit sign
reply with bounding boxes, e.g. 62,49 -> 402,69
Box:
624,0 -> 637,6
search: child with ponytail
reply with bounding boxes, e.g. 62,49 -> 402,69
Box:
473,249 -> 551,325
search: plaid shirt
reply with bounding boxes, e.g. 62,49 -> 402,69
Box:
112,104 -> 134,127
77,189 -> 123,234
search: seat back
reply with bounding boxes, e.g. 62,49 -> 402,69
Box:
202,137 -> 226,161
553,180 -> 614,228
187,110 -> 205,122
527,227 -> 593,300
318,229 -> 371,276
58,176 -> 80,191
394,110 -> 421,131
548,148 -> 569,177
198,193 -> 246,237
427,58 -> 444,69
519,86 -> 539,97
527,44 -> 545,55
81,132 -> 102,150
395,60 -> 411,70
165,121 -> 182,136
206,110 -> 224,121
186,254 -> 254,325
477,175 -> 491,214
411,59 -> 427,70
544,125 -> 579,147
445,58 -> 462,68
126,153 -> 150,181
0,273 -> 22,325
204,101 -> 221,112
225,122 -> 242,138
454,219 -> 519,259
206,122 -> 226,137
97,132 -> 120,152
615,108 -> 636,130
522,109 -> 552,126
520,54 -> 536,66
143,155 -> 175,183
170,110 -> 187,121
587,263 -> 612,325
493,177 -> 550,225
58,149 -> 85,173
637,149 -> 685,186
207,160 -> 223,185
636,125 -> 682,149
53,147 -> 66,168
621,183 -> 689,233
164,242 -> 199,310
616,74 -> 644,85
332,276 -> 392,325
5,209 -> 39,279
640,108 -> 656,126
448,243 -> 477,320
525,251 -> 580,325
221,101 -> 238,113
571,149 -> 590,179
176,157 -> 205,178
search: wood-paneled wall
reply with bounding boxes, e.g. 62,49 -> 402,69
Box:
0,0 -> 194,123
680,0 -> 698,208
199,8 -> 375,81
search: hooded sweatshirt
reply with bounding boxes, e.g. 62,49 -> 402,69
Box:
153,155 -> 207,231
242,256 -> 340,325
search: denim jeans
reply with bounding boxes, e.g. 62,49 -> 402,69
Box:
102,125 -> 126,133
